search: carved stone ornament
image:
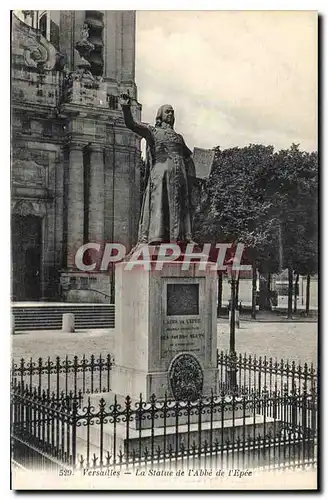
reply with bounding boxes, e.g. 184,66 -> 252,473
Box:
12,13 -> 58,71
72,23 -> 95,82
80,23 -> 91,44
13,148 -> 49,167
12,158 -> 45,187
169,353 -> 204,401
12,199 -> 46,217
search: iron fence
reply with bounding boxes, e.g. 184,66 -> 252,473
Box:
12,351 -> 317,403
11,380 -> 317,474
217,350 -> 317,395
11,354 -> 114,401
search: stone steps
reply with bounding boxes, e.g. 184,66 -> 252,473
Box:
12,304 -> 115,331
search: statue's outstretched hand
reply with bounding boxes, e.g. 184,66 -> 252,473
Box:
119,93 -> 131,107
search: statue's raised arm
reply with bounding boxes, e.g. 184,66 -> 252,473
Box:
119,94 -> 153,142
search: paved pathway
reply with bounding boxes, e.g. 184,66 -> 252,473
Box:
217,321 -> 317,366
12,320 -> 317,367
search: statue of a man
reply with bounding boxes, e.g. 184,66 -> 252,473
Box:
119,94 -> 196,245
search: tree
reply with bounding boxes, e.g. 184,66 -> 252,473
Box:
193,144 -> 279,318
270,145 -> 318,317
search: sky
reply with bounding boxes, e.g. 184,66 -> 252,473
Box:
135,11 -> 317,153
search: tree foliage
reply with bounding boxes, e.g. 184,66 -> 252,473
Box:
194,144 -> 279,269
193,143 -> 318,314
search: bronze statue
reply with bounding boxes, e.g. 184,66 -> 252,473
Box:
119,94 -> 197,245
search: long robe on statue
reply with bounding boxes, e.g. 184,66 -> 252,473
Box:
122,105 -> 196,244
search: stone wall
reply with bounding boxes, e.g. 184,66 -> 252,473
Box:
60,272 -> 111,303
11,11 -> 141,302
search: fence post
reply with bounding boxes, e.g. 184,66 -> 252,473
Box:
283,384 -> 288,427
310,385 -> 317,436
71,399 -> 78,470
309,385 -> 317,464
73,356 -> 78,397
227,351 -> 237,391
106,354 -> 113,392
291,384 -> 298,429
99,398 -> 106,468
197,398 -> 203,460
258,357 -> 262,394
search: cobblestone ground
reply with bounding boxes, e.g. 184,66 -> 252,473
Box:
12,320 -> 317,367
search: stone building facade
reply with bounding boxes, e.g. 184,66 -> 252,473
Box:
11,10 -> 142,303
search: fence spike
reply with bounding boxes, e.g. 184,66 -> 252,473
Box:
105,451 -> 112,465
99,397 -> 106,412
92,453 -> 98,467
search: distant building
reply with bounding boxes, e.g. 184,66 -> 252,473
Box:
272,273 -> 318,311
11,10 -> 142,302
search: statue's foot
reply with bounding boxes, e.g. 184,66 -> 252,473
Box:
186,240 -> 198,246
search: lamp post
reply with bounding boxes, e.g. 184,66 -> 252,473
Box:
226,258 -> 237,390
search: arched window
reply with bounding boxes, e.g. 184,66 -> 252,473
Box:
39,12 -> 47,39
38,11 -> 60,51
49,19 -> 60,51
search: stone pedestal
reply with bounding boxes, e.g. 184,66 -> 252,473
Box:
111,260 -> 218,401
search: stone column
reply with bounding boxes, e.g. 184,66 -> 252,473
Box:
88,145 -> 105,243
103,11 -> 117,80
112,148 -> 130,250
67,143 -> 84,268
121,11 -> 136,83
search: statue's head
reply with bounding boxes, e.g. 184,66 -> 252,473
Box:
155,104 -> 175,127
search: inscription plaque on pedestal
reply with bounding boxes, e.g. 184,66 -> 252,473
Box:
167,284 -> 199,316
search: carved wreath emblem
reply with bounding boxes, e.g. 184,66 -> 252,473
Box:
169,353 -> 203,401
